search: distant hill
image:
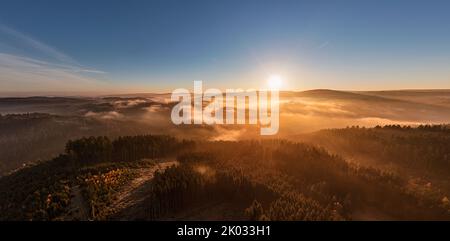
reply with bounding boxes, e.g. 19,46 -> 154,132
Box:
2,89 -> 450,175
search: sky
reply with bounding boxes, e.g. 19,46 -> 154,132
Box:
1,0 -> 450,94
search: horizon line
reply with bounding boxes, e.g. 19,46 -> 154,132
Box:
2,88 -> 450,98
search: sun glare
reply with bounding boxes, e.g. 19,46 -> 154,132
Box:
267,75 -> 283,90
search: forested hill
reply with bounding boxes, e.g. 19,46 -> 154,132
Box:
299,124 -> 450,176
1,130 -> 449,221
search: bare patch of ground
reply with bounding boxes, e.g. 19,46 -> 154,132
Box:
106,160 -> 177,220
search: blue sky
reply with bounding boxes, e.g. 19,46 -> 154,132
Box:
1,0 -> 450,93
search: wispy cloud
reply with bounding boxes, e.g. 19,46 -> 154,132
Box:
317,41 -> 329,49
0,24 -> 77,65
0,53 -> 108,91
0,24 -> 108,92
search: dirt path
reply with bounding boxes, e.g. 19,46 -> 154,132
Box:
65,185 -> 90,220
105,161 -> 177,220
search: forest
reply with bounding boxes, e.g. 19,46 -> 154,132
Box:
0,125 -> 449,220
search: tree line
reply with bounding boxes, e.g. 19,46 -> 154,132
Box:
65,135 -> 194,164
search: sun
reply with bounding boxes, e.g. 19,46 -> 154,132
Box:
267,74 -> 283,90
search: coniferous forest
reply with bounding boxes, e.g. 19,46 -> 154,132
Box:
1,125 -> 449,221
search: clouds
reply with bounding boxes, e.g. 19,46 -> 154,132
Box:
0,24 -> 108,92
85,110 -> 123,120
0,53 -> 108,92
0,24 -> 78,64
